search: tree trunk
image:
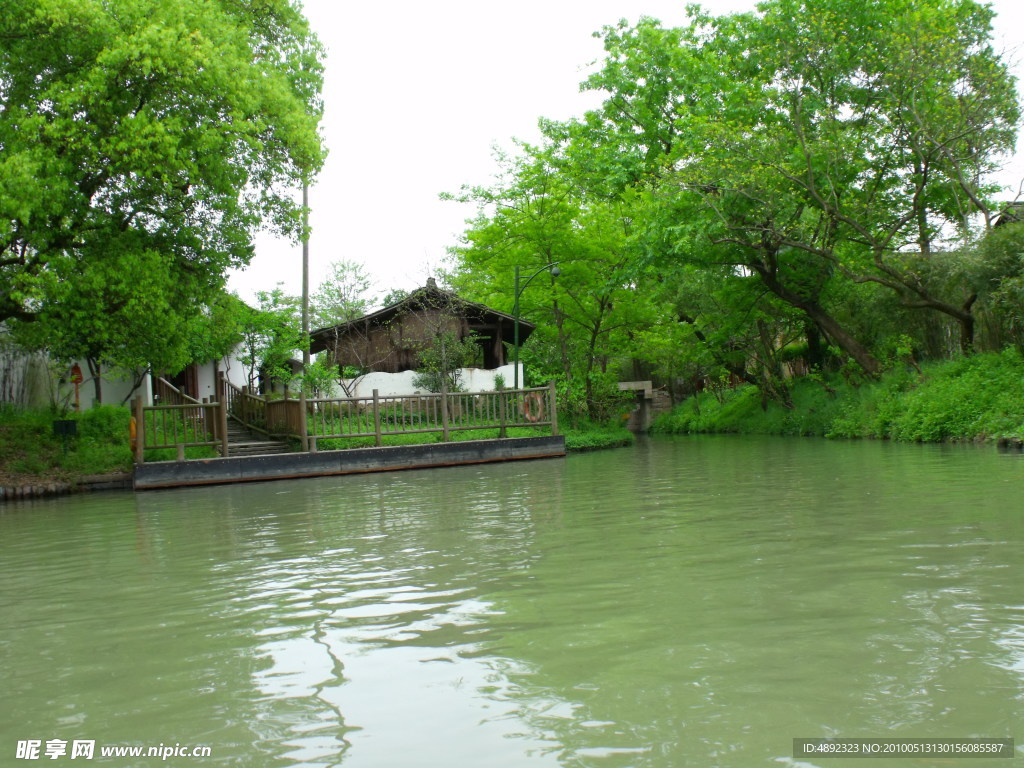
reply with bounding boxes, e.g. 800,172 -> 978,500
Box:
755,268 -> 881,376
87,357 -> 103,405
802,301 -> 880,376
804,322 -> 826,370
552,299 -> 572,382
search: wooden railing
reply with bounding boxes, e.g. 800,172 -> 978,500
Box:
132,377 -> 557,462
154,376 -> 201,407
132,398 -> 228,463
304,382 -> 557,451
223,379 -> 269,434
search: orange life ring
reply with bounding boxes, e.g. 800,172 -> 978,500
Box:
523,392 -> 544,423
129,416 -> 137,451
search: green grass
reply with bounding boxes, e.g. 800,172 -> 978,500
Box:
563,421 -> 635,451
651,349 -> 1024,443
0,405 -> 134,482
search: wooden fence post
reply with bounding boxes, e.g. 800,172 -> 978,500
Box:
498,388 -> 507,439
133,396 -> 145,464
298,391 -> 309,452
548,380 -> 558,436
217,373 -> 229,458
440,384 -> 450,442
372,389 -> 382,447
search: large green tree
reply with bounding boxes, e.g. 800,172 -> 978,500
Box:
557,0 -> 1019,372
448,146 -> 660,420
0,0 -> 325,360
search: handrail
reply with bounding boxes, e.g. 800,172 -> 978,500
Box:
154,376 -> 202,406
303,382 -> 558,450
223,380 -> 270,435
133,381 -> 558,463
135,401 -> 221,462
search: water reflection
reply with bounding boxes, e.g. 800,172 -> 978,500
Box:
2,437 -> 1023,767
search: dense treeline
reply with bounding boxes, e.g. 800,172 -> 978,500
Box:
445,0 -> 1024,425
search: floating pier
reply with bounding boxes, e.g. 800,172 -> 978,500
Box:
133,435 -> 566,490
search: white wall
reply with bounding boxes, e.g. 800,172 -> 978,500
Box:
1,335 -> 251,410
191,354 -> 249,402
338,363 -> 522,399
67,349 -> 247,410
82,369 -> 151,409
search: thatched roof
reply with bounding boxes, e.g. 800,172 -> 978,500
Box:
309,279 -> 536,355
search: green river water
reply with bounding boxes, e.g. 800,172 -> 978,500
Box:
1,435 -> 1022,767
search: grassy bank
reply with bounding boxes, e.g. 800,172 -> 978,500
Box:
0,406 -> 633,488
652,349 -> 1024,443
0,405 -> 134,487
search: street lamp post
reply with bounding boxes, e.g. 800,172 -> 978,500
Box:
513,262 -> 560,389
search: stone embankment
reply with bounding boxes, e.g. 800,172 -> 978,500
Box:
0,474 -> 132,501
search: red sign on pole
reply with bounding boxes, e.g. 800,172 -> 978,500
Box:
70,363 -> 83,409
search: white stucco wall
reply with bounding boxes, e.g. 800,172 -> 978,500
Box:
191,354 -> 249,402
66,348 -> 247,410
338,363 -> 522,399
1,333 -> 250,410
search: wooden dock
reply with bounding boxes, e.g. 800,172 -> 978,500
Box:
133,435 -> 565,490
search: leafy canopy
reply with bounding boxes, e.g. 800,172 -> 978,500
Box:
0,0 -> 326,369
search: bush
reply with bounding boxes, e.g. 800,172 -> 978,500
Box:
563,422 -> 634,451
651,350 -> 1024,443
0,405 -> 134,480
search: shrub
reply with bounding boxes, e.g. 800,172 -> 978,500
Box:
652,350 -> 1024,443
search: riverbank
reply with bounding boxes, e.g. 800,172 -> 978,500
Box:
0,405 -> 632,496
652,349 -> 1024,443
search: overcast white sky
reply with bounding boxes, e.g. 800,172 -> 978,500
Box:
228,0 -> 1024,306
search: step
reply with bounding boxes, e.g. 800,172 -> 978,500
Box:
228,443 -> 291,457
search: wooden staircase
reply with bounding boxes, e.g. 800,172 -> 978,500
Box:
225,419 -> 293,457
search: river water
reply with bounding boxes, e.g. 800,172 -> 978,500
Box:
1,436 -> 1022,767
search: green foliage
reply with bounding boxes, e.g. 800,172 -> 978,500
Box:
446,144 -> 662,418
653,350 -> 1024,443
314,424 -> 626,453
0,0 -> 326,377
556,373 -> 633,427
411,331 -> 481,393
0,405 -> 133,480
562,422 -> 634,451
438,0 -> 1024,421
142,446 -> 219,462
379,288 -> 411,308
883,352 -> 1024,441
298,356 -> 337,399
237,285 -> 305,391
310,260 -> 377,329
